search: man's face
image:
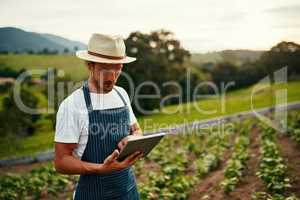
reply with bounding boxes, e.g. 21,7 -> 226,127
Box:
88,62 -> 123,92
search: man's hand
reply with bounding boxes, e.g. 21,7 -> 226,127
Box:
130,122 -> 142,136
54,142 -> 142,175
102,149 -> 143,173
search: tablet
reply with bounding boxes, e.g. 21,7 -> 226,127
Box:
117,132 -> 166,161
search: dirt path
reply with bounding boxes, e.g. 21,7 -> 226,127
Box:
277,134 -> 300,198
188,133 -> 237,200
188,148 -> 232,200
189,126 -> 264,200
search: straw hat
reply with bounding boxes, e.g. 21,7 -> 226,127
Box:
76,33 -> 136,64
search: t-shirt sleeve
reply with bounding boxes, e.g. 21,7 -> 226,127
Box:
118,87 -> 137,125
54,99 -> 80,143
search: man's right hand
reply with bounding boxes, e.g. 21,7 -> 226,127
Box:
101,149 -> 143,173
54,142 -> 142,175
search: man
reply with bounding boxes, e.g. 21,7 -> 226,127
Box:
54,33 -> 143,200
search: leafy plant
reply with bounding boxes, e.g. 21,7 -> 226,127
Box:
256,126 -> 291,194
220,127 -> 250,193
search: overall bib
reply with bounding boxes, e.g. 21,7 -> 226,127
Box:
74,81 -> 140,200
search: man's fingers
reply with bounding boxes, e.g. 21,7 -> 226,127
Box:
124,151 -> 142,163
117,143 -> 123,150
111,149 -> 120,160
118,138 -> 128,151
129,153 -> 143,164
104,149 -> 119,164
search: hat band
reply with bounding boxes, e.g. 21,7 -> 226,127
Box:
88,51 -> 125,60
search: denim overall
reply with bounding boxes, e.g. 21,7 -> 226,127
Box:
74,81 -> 140,200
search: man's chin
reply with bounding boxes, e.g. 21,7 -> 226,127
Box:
103,85 -> 114,92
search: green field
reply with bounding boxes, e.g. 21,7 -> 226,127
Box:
0,79 -> 299,159
138,80 -> 300,130
0,54 -> 88,81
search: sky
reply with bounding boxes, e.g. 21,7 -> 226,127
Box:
0,0 -> 300,52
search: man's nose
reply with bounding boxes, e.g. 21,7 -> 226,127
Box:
102,70 -> 116,81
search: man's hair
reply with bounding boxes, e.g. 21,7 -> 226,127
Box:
85,61 -> 95,66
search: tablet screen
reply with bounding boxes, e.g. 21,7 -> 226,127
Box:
117,132 -> 166,161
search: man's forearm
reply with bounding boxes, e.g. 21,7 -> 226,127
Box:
55,155 -> 107,175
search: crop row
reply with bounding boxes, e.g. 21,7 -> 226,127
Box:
220,125 -> 251,193
253,124 -> 298,200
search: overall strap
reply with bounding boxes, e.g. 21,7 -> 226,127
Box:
113,87 -> 127,106
82,81 -> 93,113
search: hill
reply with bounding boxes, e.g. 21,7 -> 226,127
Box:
191,50 -> 265,68
0,27 -> 86,54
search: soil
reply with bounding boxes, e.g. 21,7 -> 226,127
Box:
189,127 -> 265,200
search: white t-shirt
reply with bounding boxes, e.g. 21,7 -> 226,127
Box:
54,85 -> 137,159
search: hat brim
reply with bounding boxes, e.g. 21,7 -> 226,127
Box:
76,50 -> 136,64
